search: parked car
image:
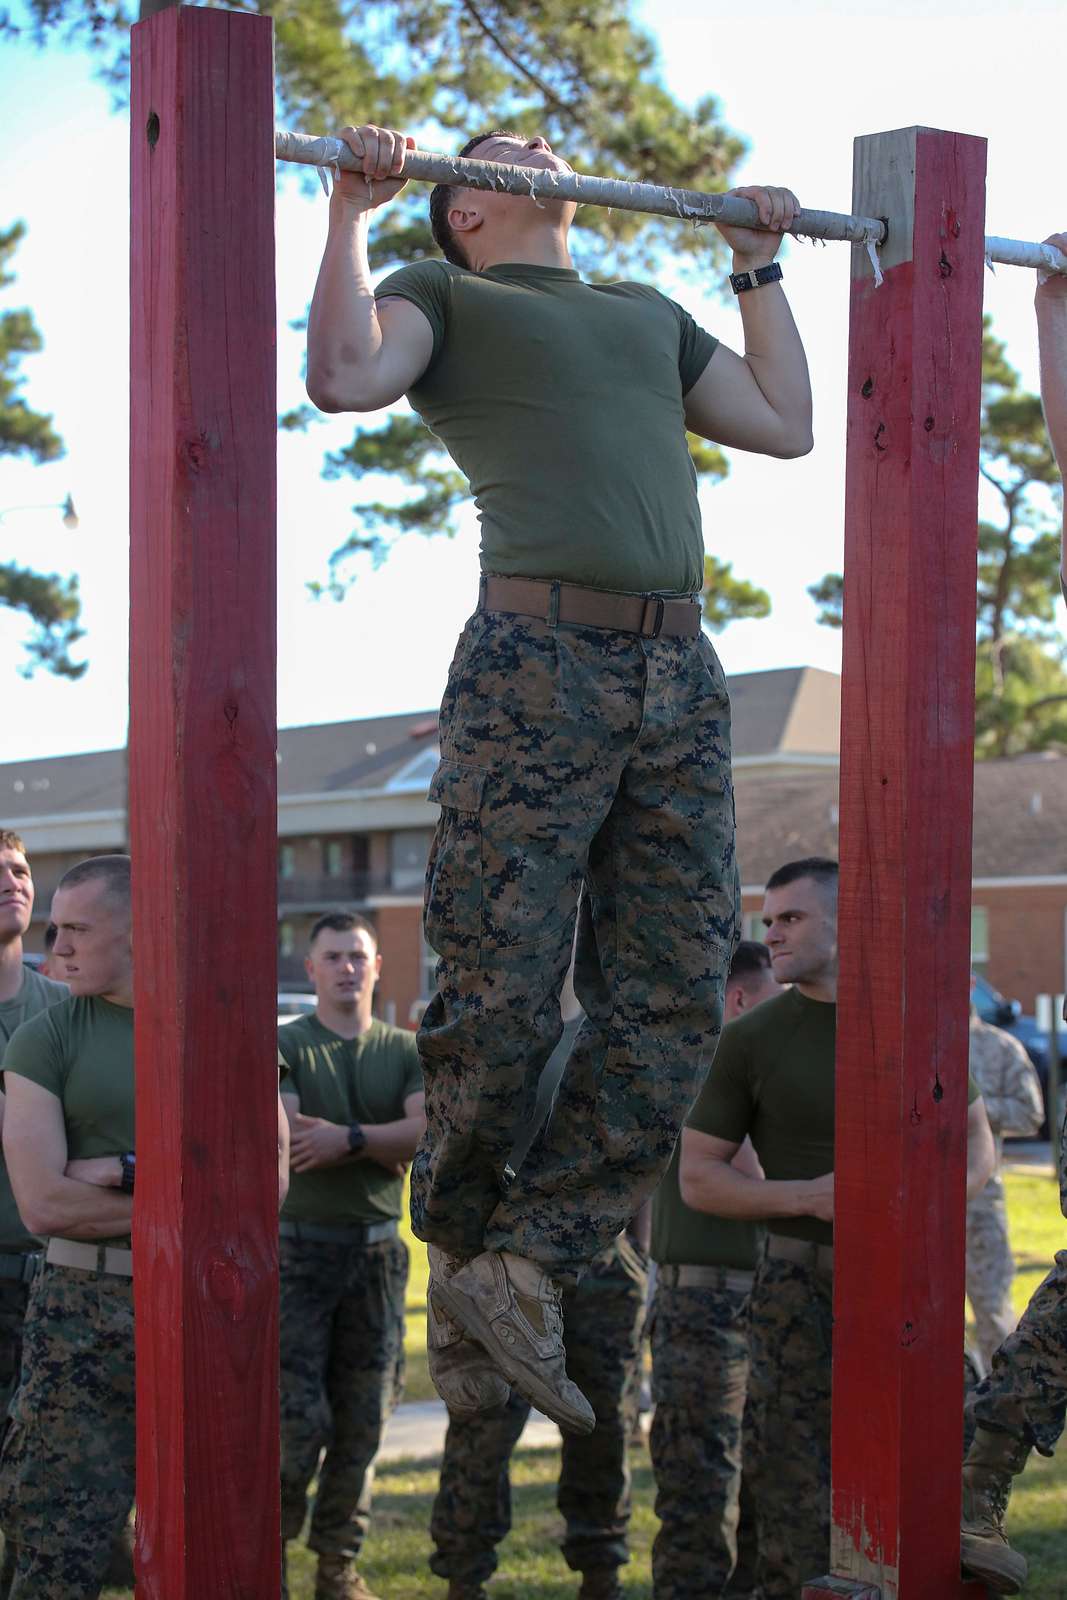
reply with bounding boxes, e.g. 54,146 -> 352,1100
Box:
277,991 -> 316,1027
972,972 -> 1066,1137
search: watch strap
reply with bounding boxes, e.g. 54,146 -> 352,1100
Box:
730,261 -> 784,295
347,1122 -> 367,1155
119,1152 -> 136,1195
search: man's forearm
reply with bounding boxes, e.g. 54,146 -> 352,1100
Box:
1037,283 -> 1067,473
681,1158 -> 816,1222
18,1174 -> 132,1240
362,1115 -> 426,1167
1036,275 -> 1067,597
306,199 -> 382,408
734,272 -> 813,453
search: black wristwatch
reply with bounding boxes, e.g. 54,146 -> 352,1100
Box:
730,261 -> 784,295
347,1122 -> 367,1156
119,1152 -> 136,1195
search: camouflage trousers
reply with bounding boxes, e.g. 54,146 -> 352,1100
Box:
966,1185 -> 1017,1375
0,1264 -> 135,1598
744,1257 -> 833,1600
0,1277 -> 32,1425
415,608 -> 739,1279
649,1277 -> 759,1600
430,1235 -> 648,1586
972,1249 -> 1067,1457
279,1233 -> 407,1560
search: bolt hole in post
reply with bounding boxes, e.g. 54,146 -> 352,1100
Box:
146,111 -> 160,148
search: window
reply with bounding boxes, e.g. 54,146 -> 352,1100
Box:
279,921 -> 296,958
970,906 -> 989,972
279,844 -> 296,879
324,840 -> 345,877
391,830 -> 433,891
743,911 -> 765,942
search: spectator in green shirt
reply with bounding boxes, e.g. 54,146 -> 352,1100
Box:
649,939 -> 780,1600
680,858 -> 995,1600
278,912 -> 425,1600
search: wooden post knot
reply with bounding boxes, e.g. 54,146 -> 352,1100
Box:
204,1253 -> 249,1320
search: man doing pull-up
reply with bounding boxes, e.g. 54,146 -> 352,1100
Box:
306,124 -> 813,1432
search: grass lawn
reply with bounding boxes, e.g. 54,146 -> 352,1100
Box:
95,1163 -> 1066,1598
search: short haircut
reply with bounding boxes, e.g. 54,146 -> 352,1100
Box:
727,939 -> 773,986
0,829 -> 27,857
430,129 -> 525,268
56,854 -> 132,911
44,922 -> 57,952
309,911 -> 378,950
765,857 -> 839,896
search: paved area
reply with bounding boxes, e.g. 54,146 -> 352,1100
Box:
380,1399 -> 562,1463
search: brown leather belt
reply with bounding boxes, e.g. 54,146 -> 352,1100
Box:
766,1233 -> 834,1278
480,575 -> 702,639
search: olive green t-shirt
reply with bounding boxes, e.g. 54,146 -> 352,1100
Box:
3,995 -> 134,1248
375,259 -> 718,595
279,1016 -> 424,1227
0,966 -> 68,1254
651,1142 -> 760,1271
686,988 -> 981,1248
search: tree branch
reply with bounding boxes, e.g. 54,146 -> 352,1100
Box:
458,0 -> 584,129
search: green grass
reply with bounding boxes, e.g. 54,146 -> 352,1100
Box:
92,1163 -> 1065,1597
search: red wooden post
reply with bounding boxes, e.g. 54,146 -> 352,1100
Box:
129,9 -> 279,1595
801,127 -> 987,1600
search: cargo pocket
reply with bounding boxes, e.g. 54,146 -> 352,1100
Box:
425,759 -> 488,960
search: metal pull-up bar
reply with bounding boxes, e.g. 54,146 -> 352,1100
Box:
275,129 -> 1067,277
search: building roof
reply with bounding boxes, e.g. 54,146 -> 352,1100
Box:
731,666 -> 840,764
1,667 -> 840,822
733,755 -> 1067,886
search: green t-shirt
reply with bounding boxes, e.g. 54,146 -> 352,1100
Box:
3,995 -> 134,1248
651,1143 -> 761,1272
0,966 -> 68,1253
279,1016 -> 424,1227
375,259 -> 718,595
687,988 -> 981,1248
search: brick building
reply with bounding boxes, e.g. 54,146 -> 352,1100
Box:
5,666 -> 1065,1023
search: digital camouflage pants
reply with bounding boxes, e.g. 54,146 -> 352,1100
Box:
744,1257 -> 833,1600
279,1233 -> 407,1560
972,1249 -> 1067,1457
430,1235 -> 648,1588
415,609 -> 739,1280
649,1278 -> 758,1600
0,1265 -> 134,1599
966,1181 -> 1017,1375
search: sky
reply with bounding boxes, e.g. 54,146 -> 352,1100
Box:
2,0 -> 1065,761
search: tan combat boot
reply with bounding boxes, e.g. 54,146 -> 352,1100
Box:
427,1246 -> 512,1416
315,1553 -> 382,1600
433,1250 -> 594,1435
960,1425 -> 1031,1594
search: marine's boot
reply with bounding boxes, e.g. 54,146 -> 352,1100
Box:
433,1250 -> 594,1435
960,1425 -> 1031,1594
315,1553 -> 382,1600
427,1246 -> 512,1416
578,1569 -> 624,1599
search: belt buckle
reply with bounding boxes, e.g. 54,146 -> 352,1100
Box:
640,596 -> 665,638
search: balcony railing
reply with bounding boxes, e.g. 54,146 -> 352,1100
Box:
276,871 -> 388,908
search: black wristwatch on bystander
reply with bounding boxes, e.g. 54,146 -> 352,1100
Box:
119,1152 -> 136,1195
347,1122 -> 367,1156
